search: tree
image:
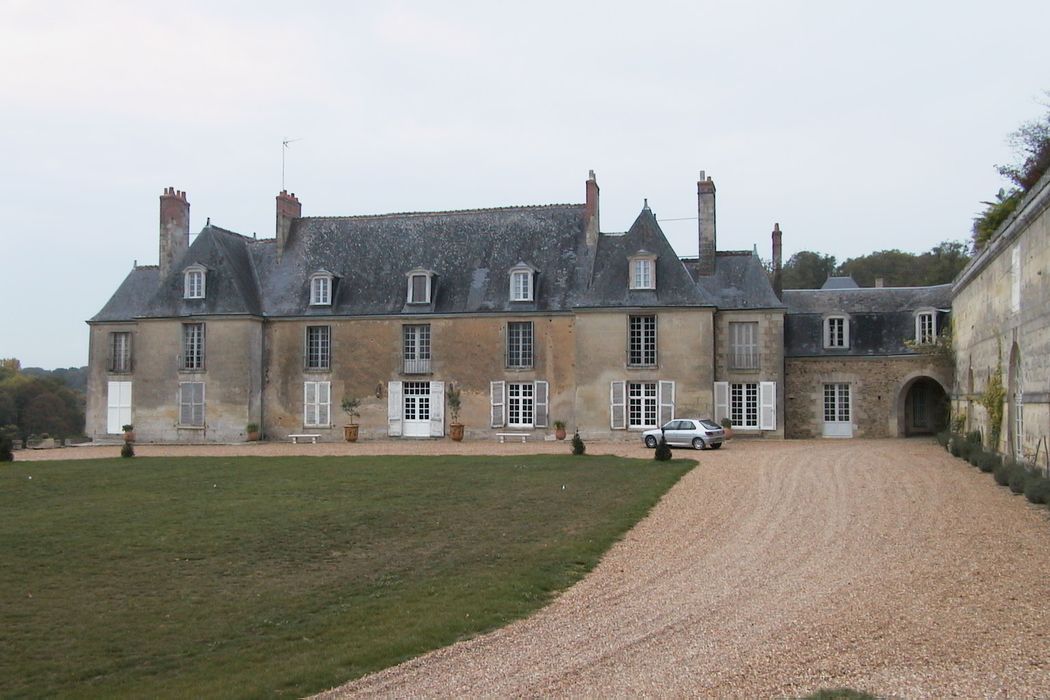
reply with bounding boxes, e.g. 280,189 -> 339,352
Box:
996,93 -> 1050,192
781,251 -> 837,289
836,241 -> 969,287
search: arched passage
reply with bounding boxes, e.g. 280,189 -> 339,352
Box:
900,376 -> 949,436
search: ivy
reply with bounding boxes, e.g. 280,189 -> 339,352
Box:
980,341 -> 1006,450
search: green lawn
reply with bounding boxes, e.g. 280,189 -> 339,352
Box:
1,454 -> 692,698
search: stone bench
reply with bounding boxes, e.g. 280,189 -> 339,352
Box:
496,432 -> 529,443
288,434 -> 321,444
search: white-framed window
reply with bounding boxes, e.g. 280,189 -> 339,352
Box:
109,332 -> 132,373
730,383 -> 759,429
490,380 -> 548,428
310,273 -> 332,306
629,254 -> 656,290
824,383 -> 851,422
714,381 -> 776,431
628,382 -> 657,428
183,265 -> 206,299
509,265 -> 535,302
915,311 -> 936,345
824,315 -> 849,349
305,325 -> 330,370
407,269 -> 433,304
106,381 -> 132,434
610,380 -> 674,430
507,321 -> 533,369
304,381 -> 331,427
179,381 -> 205,427
402,324 -> 431,374
628,315 -> 657,367
181,323 -> 205,370
729,322 -> 759,370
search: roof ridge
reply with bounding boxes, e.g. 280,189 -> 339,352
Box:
299,202 -> 582,222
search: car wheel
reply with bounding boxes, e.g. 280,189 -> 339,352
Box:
644,435 -> 658,448
692,437 -> 706,450
710,443 -> 722,450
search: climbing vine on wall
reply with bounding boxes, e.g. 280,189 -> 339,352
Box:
980,341 -> 1006,450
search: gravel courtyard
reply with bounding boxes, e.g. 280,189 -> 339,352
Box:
22,438 -> 1050,697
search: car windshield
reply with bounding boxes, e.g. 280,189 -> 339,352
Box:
699,419 -> 722,430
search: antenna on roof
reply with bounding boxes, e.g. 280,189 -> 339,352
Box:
282,137 -> 302,191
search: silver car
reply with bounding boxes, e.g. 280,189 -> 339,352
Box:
642,418 -> 725,450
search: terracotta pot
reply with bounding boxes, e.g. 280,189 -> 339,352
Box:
344,425 -> 359,442
723,427 -> 734,441
246,431 -> 260,442
123,431 -> 135,443
450,423 -> 465,442
555,427 -> 566,440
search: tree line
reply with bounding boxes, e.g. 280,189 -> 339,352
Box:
0,359 -> 86,446
781,240 -> 970,290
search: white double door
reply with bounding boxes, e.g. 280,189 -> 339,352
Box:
403,381 -> 432,437
388,380 -> 444,438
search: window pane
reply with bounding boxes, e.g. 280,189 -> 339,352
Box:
628,315 -> 656,366
182,324 -> 204,370
411,275 -> 428,303
306,326 -> 330,369
507,322 -> 533,368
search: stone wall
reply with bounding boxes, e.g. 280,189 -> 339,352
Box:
713,309 -> 785,437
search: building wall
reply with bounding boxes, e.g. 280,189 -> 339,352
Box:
573,308 -> 714,439
953,177 -> 1050,463
713,309 -> 786,437
785,355 -> 952,438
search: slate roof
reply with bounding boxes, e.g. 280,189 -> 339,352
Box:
821,275 -> 859,290
683,251 -> 784,310
91,266 -> 161,322
782,284 -> 952,357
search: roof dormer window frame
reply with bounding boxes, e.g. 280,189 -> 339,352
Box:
823,314 -> 850,349
309,271 -> 334,306
406,268 -> 434,305
509,262 -> 537,302
183,263 -> 207,300
629,251 -> 657,290
915,309 -> 937,345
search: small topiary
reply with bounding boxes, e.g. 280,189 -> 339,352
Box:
0,434 -> 13,462
654,435 -> 672,461
121,441 -> 135,458
977,452 -> 1001,473
1023,474 -> 1050,504
571,430 -> 585,456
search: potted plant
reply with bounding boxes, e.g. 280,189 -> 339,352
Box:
246,422 -> 260,441
122,424 -> 135,443
554,420 -> 567,440
720,417 -> 734,441
341,396 -> 361,442
447,385 -> 464,441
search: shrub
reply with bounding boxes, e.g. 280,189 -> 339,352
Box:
958,439 -> 975,462
967,447 -> 984,467
120,442 -> 135,458
1008,463 -> 1027,494
949,435 -> 963,458
654,436 -> 672,461
0,434 -> 13,462
977,452 -> 1001,473
571,430 -> 585,456
1023,474 -> 1050,504
935,430 -> 950,448
993,461 -> 1013,486
965,430 -> 983,447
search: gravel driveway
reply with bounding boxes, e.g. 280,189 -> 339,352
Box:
22,438 -> 1050,697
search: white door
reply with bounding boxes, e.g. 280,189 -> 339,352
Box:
822,383 -> 852,438
107,381 -> 132,434
403,381 -> 431,437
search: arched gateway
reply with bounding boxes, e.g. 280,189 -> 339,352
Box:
898,376 -> 949,436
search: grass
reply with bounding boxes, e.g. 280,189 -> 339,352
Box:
1,454 -> 691,698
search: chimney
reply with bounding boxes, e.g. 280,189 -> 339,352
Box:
772,223 -> 783,300
276,190 -> 302,259
159,187 -> 190,277
697,171 -> 716,275
875,277 -> 885,288
585,170 -> 600,248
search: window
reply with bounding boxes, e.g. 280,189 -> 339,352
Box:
184,266 -> 205,299
629,256 -> 656,290
109,332 -> 132,373
507,321 -> 534,369
403,324 -> 431,374
915,311 -> 936,345
729,322 -> 759,370
824,315 -> 849,349
730,383 -> 759,429
507,383 -> 535,427
304,381 -> 331,427
628,382 -> 658,428
628,315 -> 657,367
179,381 -> 205,427
305,326 -> 330,370
407,270 -> 433,304
509,266 -> 534,301
824,383 -> 851,422
181,323 -> 205,370
106,381 -> 132,433
310,274 -> 332,306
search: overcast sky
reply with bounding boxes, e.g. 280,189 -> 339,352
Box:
2,1 -> 1048,369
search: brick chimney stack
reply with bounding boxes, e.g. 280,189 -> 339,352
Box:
585,170 -> 600,248
697,171 -> 717,276
276,190 -> 302,260
159,187 -> 190,277
772,223 -> 783,300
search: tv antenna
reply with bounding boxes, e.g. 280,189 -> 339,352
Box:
281,137 -> 302,191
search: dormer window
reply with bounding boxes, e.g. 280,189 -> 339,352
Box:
509,263 -> 536,302
629,252 -> 657,290
407,269 -> 433,304
915,310 -> 937,345
824,315 -> 849,349
183,264 -> 206,299
310,272 -> 333,306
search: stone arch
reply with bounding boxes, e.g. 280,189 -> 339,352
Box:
1007,342 -> 1022,459
895,372 -> 950,437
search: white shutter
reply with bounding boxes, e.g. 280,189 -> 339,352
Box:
107,381 -> 132,434
387,381 -> 403,436
180,384 -> 192,426
304,382 -> 316,426
714,381 -> 729,424
429,381 -> 444,437
658,380 -> 675,425
490,380 -> 506,428
534,381 -> 549,428
760,381 -> 776,430
610,380 -> 626,430
319,382 -> 331,427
